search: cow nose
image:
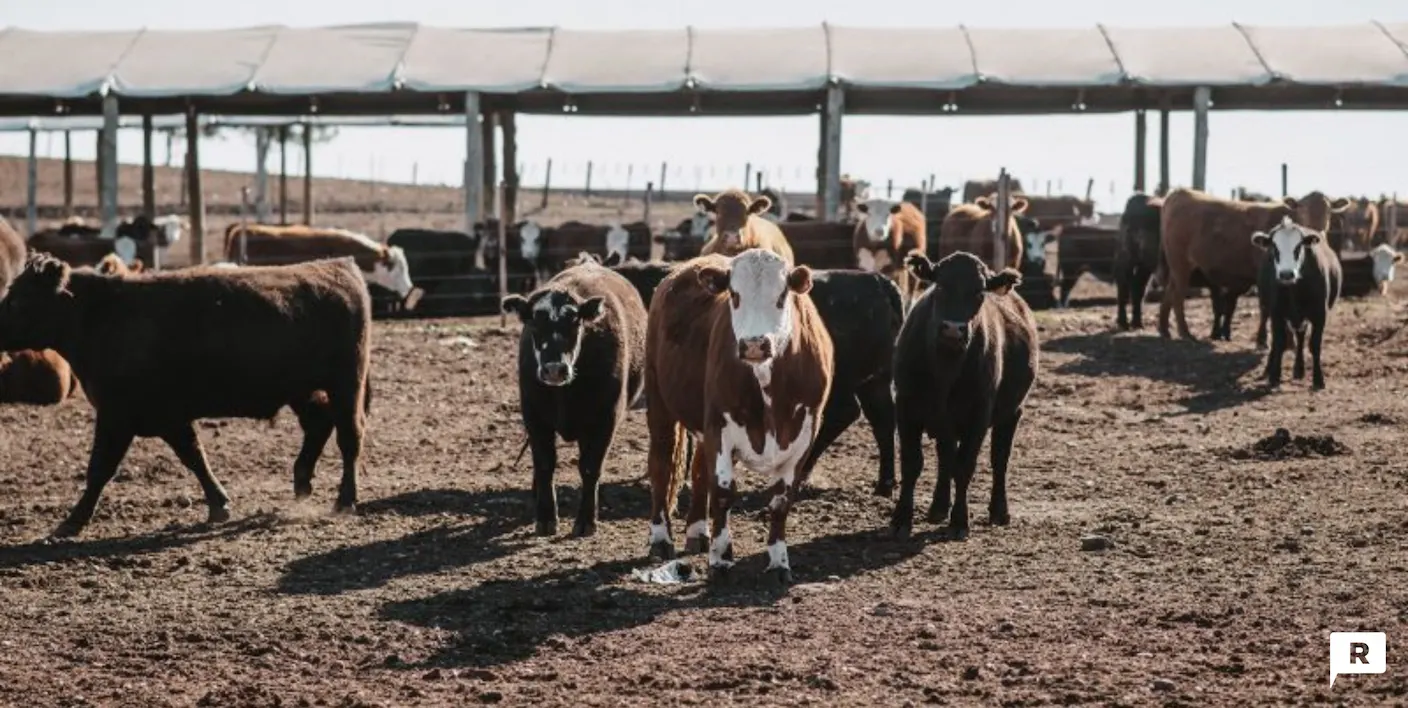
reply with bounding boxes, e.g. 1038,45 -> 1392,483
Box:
738,337 -> 773,362
1277,270 -> 1297,283
940,321 -> 969,340
539,362 -> 570,385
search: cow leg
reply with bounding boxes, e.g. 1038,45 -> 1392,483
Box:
645,381 -> 682,560
1130,267 -> 1152,330
1115,272 -> 1131,330
888,399 -> 925,540
160,424 -> 232,524
1310,316 -> 1328,390
527,425 -> 559,536
798,391 -> 861,494
945,425 -> 989,542
330,384 -> 366,514
1255,304 -> 1270,350
570,424 -> 611,538
1058,273 -> 1077,309
926,435 -> 956,524
1158,264 -> 1193,339
289,399 -> 335,499
856,378 -> 897,498
704,432 -> 736,579
763,472 -> 799,586
53,415 -> 135,538
683,440 -> 712,555
987,408 -> 1023,526
1291,322 -> 1308,381
1264,316 -> 1288,387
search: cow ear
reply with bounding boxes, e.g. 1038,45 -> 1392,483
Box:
26,253 -> 71,295
986,268 -> 1022,295
1043,232 -> 1057,245
1301,231 -> 1322,246
905,251 -> 936,282
698,265 -> 730,295
1395,252 -> 1405,264
577,296 -> 606,322
1251,231 -> 1272,248
747,195 -> 773,216
786,265 -> 813,295
1330,197 -> 1352,213
693,194 -> 716,213
1010,197 -> 1030,215
603,251 -> 623,267
974,196 -> 993,210
889,203 -> 903,214
1282,197 -> 1299,209
501,294 -> 530,322
855,202 -> 869,214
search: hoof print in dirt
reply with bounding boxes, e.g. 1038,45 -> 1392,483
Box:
1226,428 -> 1350,461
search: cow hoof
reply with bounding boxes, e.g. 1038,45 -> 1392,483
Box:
333,501 -> 357,515
760,567 -> 793,589
887,520 -> 912,541
569,519 -> 595,538
648,540 -> 676,561
925,504 -> 950,525
1312,380 -> 1326,391
50,522 -> 83,539
535,519 -> 558,537
988,510 -> 1011,526
871,479 -> 895,498
206,507 -> 232,525
294,482 -> 313,500
945,526 -> 970,542
684,535 -> 711,555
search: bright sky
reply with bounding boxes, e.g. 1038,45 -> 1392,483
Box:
2,0 -> 1406,213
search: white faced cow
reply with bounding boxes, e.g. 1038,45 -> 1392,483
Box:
1369,244 -> 1404,296
1252,216 -> 1341,389
604,221 -> 630,264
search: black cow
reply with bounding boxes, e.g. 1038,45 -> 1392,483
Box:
890,251 -> 1039,540
1115,193 -> 1163,329
1055,224 -> 1120,307
580,252 -> 902,496
501,258 -> 648,537
387,227 -> 494,316
1253,217 -> 1342,390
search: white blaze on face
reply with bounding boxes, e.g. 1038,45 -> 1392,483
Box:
689,211 -> 710,239
371,246 -> 415,297
154,214 -> 184,246
1253,216 -> 1316,284
605,223 -> 630,261
728,249 -> 795,358
519,221 -> 543,261
1369,244 -> 1402,292
859,199 -> 897,243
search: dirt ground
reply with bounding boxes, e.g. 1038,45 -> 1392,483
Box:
0,269 -> 1406,707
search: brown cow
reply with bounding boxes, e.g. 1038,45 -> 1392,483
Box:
223,223 -> 415,301
695,190 -> 796,265
855,198 -> 928,310
0,216 -> 23,297
1333,198 -> 1379,252
936,195 -> 1030,272
962,178 -> 1027,205
777,220 -> 856,271
643,250 -> 834,584
0,349 -> 79,405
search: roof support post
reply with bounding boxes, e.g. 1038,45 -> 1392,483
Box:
1192,86 -> 1211,192
463,91 -> 485,230
99,94 -> 120,240
302,123 -> 314,226
1133,109 -> 1147,193
502,112 -> 519,226
820,84 -> 844,221
26,128 -> 38,238
278,126 -> 289,224
141,114 -> 155,221
62,131 -> 74,218
255,126 -> 270,223
481,109 -> 498,218
1158,98 -> 1171,196
185,104 -> 207,265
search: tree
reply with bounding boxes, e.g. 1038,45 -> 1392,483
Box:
153,122 -> 339,167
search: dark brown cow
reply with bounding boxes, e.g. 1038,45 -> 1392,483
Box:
696,190 -> 796,265
1332,198 -> 1379,252
533,220 -> 653,273
0,253 -> 373,537
776,220 -> 856,271
643,250 -> 834,584
223,223 -> 415,301
1052,223 -> 1119,307
1115,193 -> 1163,329
962,178 -> 1026,205
0,349 -> 79,405
936,195 -> 1030,272
1019,195 -> 1096,230
1253,216 -> 1341,389
855,198 -> 928,310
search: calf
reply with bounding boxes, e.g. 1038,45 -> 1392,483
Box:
936,195 -> 1029,271
855,199 -> 928,310
643,251 -> 834,584
1115,193 -> 1163,329
0,253 -> 373,537
890,251 -> 1038,541
1253,217 -> 1341,389
0,349 -> 79,405
501,259 -> 648,537
1369,244 -> 1404,295
224,224 -> 415,302
1054,223 -> 1119,307
696,190 -> 795,265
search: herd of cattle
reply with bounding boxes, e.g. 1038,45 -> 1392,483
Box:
0,176 -> 1403,582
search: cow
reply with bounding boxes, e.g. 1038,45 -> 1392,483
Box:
696,190 -> 796,265
658,212 -> 711,262
1253,217 -> 1341,390
776,220 -> 855,271
935,195 -> 1030,272
839,175 -> 871,219
890,251 -> 1038,541
0,253 -> 373,537
0,216 -> 23,296
1331,198 -> 1378,253
1053,223 -> 1120,308
1115,193 -> 1164,330
501,257 -> 648,537
1369,244 -> 1404,295
477,219 -> 543,293
642,250 -> 834,584
386,227 -> 489,316
538,220 -> 653,272
962,178 -> 1026,205
757,187 -> 788,222
901,186 -> 956,219
223,224 -> 415,302
585,251 -> 902,497
855,199 -> 928,310
95,253 -> 144,276
28,230 -> 149,271
1020,195 -> 1096,231
1376,197 -> 1408,247
0,349 -> 80,405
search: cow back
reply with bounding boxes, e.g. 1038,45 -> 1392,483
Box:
780,221 -> 854,270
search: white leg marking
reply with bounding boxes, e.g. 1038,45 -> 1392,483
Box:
686,519 -> 709,541
769,493 -> 787,511
766,540 -> 790,571
648,519 -> 669,545
709,526 -> 734,568
716,418 -> 738,490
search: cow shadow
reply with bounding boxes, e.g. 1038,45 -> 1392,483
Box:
0,511 -> 281,571
1043,330 -> 1268,414
377,525 -> 929,670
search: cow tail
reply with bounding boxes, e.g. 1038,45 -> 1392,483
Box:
667,423 -> 688,517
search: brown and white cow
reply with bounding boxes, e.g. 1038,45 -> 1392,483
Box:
223,224 -> 415,300
643,250 -> 834,584
935,195 -> 1030,272
696,190 -> 796,265
855,198 -> 928,310
1369,244 -> 1404,295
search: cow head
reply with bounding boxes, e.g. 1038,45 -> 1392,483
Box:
518,221 -> 543,261
0,253 -> 73,352
1251,215 -> 1321,285
687,211 -> 710,240
1023,229 -> 1056,267
605,221 -> 630,263
153,214 -> 185,247
694,190 -> 771,249
371,245 -> 415,298
856,199 -> 903,244
501,288 -> 606,387
1282,192 -> 1352,232
907,251 -> 1020,350
697,249 -> 811,367
1369,244 -> 1404,295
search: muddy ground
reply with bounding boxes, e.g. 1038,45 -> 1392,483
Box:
1,276 -> 1406,707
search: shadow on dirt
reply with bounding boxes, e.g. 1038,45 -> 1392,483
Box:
0,512 -> 281,571
377,525 -> 929,669
1044,329 -> 1268,414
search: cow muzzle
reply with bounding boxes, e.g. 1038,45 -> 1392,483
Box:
938,321 -> 970,344
538,362 -> 573,386
722,231 -> 740,246
737,336 -> 774,363
1276,270 -> 1298,284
